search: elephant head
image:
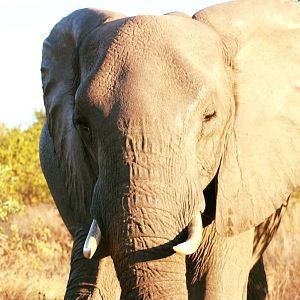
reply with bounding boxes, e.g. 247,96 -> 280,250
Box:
41,0 -> 300,298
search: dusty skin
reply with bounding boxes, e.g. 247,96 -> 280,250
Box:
39,0 -> 300,299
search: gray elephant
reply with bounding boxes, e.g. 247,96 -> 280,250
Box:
39,0 -> 300,299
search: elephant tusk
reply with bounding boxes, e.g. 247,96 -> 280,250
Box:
173,212 -> 203,255
83,219 -> 101,259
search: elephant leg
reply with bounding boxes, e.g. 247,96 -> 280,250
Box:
245,202 -> 287,300
247,256 -> 268,300
97,257 -> 120,299
186,222 -> 254,300
66,228 -> 121,299
66,227 -> 102,299
39,123 -> 120,299
62,225 -> 121,299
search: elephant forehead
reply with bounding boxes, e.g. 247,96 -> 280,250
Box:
82,15 -> 223,127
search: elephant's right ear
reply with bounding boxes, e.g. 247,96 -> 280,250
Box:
41,9 -> 125,221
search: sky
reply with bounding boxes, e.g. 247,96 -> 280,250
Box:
0,0 -> 229,128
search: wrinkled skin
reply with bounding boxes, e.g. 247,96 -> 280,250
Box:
39,0 -> 300,299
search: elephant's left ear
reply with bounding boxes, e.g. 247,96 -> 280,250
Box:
194,0 -> 300,236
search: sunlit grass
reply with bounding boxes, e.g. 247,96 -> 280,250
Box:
264,195 -> 300,299
0,198 -> 299,299
0,204 -> 72,300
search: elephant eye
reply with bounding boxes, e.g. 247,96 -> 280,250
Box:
204,111 -> 217,122
74,117 -> 92,143
201,109 -> 217,137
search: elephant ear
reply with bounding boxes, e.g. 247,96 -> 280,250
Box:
41,9 -> 125,222
194,0 -> 300,236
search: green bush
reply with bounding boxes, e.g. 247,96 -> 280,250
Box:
0,111 -> 51,208
0,198 -> 25,222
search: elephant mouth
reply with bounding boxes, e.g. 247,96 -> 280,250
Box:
83,211 -> 203,259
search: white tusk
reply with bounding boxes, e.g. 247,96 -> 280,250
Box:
83,219 -> 101,259
173,212 -> 203,255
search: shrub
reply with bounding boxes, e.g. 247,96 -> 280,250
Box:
0,111 -> 51,206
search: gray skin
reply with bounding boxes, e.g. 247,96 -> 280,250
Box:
39,1 -> 300,299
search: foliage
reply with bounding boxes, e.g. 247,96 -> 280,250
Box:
0,113 -> 72,299
0,111 -> 51,209
0,198 -> 25,221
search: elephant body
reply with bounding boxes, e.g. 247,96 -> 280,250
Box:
39,1 -> 300,299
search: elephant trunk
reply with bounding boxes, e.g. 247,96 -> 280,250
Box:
83,214 -> 202,298
66,227 -> 102,299
88,138 -> 205,298
118,254 -> 188,299
107,203 -> 198,299
111,230 -> 189,300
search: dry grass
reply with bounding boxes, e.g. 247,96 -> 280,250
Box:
0,198 -> 299,299
263,195 -> 300,299
0,203 -> 72,299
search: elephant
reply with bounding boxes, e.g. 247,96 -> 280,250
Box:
39,0 -> 300,299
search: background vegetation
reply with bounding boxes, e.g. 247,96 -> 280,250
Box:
0,112 -> 72,299
0,112 -> 299,299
